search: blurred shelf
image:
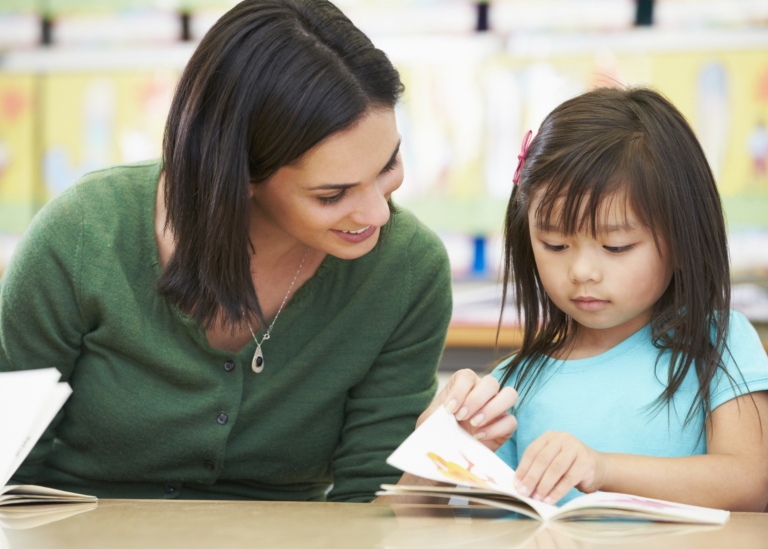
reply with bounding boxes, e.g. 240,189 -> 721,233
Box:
448,280 -> 768,353
445,323 -> 521,349
0,44 -> 196,72
504,26 -> 768,57
447,322 -> 768,353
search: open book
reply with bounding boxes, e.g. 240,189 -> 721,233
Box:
0,368 -> 96,507
378,407 -> 729,524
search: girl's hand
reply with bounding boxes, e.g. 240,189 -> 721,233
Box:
418,369 -> 518,452
514,431 -> 608,504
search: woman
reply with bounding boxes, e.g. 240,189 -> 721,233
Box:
0,0 -> 515,503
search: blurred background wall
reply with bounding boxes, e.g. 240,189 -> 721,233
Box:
0,0 -> 767,358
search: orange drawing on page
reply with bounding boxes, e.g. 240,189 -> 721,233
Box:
427,452 -> 493,488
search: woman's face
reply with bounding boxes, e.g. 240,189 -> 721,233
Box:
250,108 -> 403,259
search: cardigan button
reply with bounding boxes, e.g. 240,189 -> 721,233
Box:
217,413 -> 229,425
203,460 -> 215,471
223,360 -> 235,372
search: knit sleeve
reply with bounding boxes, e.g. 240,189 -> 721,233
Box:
326,223 -> 452,502
0,186 -> 88,480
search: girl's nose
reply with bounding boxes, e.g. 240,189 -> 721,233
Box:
569,251 -> 602,284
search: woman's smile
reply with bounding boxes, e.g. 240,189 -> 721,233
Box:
331,225 -> 377,243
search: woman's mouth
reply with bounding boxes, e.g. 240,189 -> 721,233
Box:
331,225 -> 377,243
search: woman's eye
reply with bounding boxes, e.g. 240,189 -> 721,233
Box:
318,190 -> 347,205
381,155 -> 400,173
542,242 -> 567,252
604,245 -> 634,254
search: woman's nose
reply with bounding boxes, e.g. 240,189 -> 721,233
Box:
352,185 -> 391,228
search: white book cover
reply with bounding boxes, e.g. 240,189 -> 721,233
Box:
0,368 -> 96,509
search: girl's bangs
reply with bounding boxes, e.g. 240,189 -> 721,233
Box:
532,138 -> 659,238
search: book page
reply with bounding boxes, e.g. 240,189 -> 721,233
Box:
386,406 -> 518,489
0,501 -> 97,530
558,491 -> 730,524
0,484 -> 97,505
385,407 -> 730,524
6,383 -> 72,480
0,369 -> 70,488
385,407 -> 559,520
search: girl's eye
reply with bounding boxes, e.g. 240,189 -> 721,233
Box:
542,242 -> 567,252
604,245 -> 634,254
318,190 -> 347,205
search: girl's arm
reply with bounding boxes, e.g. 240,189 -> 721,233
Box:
514,391 -> 768,511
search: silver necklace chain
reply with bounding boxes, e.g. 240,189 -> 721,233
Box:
248,249 -> 308,373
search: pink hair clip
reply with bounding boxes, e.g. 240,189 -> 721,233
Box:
512,130 -> 533,186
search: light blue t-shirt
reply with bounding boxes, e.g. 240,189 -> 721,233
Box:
493,310 -> 768,505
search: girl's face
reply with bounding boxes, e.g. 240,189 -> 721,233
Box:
250,108 -> 402,259
528,188 -> 674,349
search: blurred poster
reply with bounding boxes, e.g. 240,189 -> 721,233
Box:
0,75 -> 37,235
40,71 -> 177,199
392,37 -> 768,277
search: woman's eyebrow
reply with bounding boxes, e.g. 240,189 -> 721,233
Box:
309,139 -> 401,191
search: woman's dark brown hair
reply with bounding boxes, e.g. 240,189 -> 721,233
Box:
499,87 -> 734,426
160,0 -> 404,329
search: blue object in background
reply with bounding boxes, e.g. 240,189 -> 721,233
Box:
472,235 -> 487,278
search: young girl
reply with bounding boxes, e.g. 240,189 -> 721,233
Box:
494,87 -> 768,511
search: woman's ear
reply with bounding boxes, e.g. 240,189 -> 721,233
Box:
248,182 -> 256,199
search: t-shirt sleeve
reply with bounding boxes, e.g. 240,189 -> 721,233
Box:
0,186 -> 87,478
326,224 -> 452,502
710,310 -> 768,411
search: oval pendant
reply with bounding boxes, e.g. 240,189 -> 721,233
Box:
252,344 -> 265,373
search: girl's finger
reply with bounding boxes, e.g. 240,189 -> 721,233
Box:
531,450 -> 576,502
514,434 -> 548,481
542,474 -> 578,505
516,437 -> 561,497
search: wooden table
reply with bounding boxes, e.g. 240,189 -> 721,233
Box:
2,499 -> 767,549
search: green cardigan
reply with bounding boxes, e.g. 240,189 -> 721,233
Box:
0,160 -> 452,502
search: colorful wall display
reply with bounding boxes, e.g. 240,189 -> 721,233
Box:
0,13 -> 766,280
389,34 -> 768,278
39,70 -> 177,198
0,74 -> 38,235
